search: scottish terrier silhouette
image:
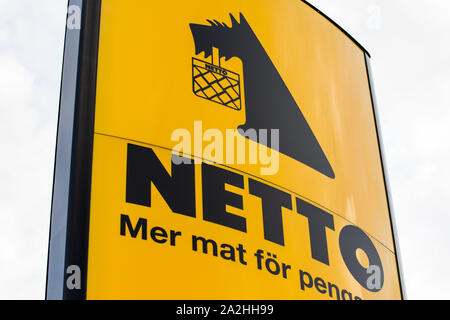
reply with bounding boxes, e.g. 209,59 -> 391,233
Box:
190,13 -> 335,179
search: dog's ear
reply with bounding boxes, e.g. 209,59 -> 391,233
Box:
239,13 -> 251,29
229,13 -> 239,27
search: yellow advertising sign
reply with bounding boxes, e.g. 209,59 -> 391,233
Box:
47,0 -> 403,300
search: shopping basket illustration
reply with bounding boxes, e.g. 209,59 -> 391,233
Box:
192,57 -> 242,111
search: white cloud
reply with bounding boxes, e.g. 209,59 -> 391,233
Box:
309,0 -> 450,300
0,0 -> 66,299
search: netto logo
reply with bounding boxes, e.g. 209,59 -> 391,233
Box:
190,13 -> 335,179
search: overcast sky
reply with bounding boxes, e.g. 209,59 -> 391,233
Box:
308,0 -> 450,300
0,0 -> 449,300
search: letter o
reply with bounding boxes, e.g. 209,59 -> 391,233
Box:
339,225 -> 384,292
265,258 -> 281,275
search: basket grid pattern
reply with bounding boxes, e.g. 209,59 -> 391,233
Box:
192,59 -> 241,110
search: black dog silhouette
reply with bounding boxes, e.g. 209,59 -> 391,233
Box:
190,13 -> 335,179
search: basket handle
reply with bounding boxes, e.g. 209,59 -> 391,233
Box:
211,47 -> 221,67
